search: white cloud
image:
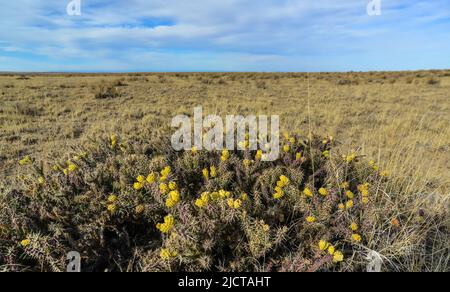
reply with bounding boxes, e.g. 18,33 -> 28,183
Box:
0,0 -> 449,71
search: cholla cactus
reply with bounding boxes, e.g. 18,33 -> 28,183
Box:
0,132 -> 447,272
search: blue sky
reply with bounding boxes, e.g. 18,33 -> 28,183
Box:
0,0 -> 449,72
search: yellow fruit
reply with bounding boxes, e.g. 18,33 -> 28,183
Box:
346,191 -> 355,199
133,182 -> 144,190
328,246 -> 335,255
319,240 -> 329,251
20,239 -> 31,248
107,204 -> 117,213
333,251 -> 344,263
346,200 -> 354,209
306,216 -> 316,223
210,166 -> 217,178
108,195 -> 118,203
146,173 -> 156,184
168,182 -> 177,191
352,234 -> 362,242
319,188 -> 329,197
303,188 -> 313,198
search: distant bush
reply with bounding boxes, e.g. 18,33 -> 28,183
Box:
0,133 -> 447,272
113,79 -> 128,87
337,79 -> 359,86
256,81 -> 267,89
216,79 -> 228,85
405,77 -> 414,84
427,77 -> 440,85
93,84 -> 120,99
16,75 -> 30,80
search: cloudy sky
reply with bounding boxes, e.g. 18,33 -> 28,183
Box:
0,0 -> 449,72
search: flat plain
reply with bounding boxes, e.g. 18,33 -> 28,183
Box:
1,71 -> 449,191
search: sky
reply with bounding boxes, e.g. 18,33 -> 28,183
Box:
0,0 -> 449,72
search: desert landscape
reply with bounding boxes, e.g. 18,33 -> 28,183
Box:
0,71 -> 448,272
1,71 -> 449,184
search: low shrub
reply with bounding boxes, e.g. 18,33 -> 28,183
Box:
427,77 -> 440,85
0,133 -> 447,272
93,84 -> 120,99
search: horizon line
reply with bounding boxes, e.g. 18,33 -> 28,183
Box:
1,69 -> 449,75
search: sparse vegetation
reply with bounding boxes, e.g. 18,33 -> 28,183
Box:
94,83 -> 120,99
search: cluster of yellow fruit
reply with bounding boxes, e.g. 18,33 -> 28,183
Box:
133,166 -> 171,190
322,136 -> 334,145
319,240 -> 344,263
195,192 -> 211,209
202,166 -> 217,180
338,200 -> 354,211
160,166 -> 172,181
369,160 -> 390,177
19,156 -> 33,166
281,132 -> 296,154
303,187 -> 314,198
195,190 -> 248,210
350,222 -> 362,243
227,198 -> 243,209
132,167 -> 181,209
336,183 -> 353,210
221,150 -> 230,162
107,194 -> 118,213
160,181 -> 181,208
111,135 -> 118,148
51,152 -> 87,176
160,248 -> 178,260
283,132 -> 296,143
133,174 -> 153,190
379,170 -> 390,177
357,183 -> 370,205
52,161 -> 78,176
343,150 -> 358,164
273,175 -> 290,199
157,215 -> 175,234
368,160 -> 379,171
110,134 -> 127,151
